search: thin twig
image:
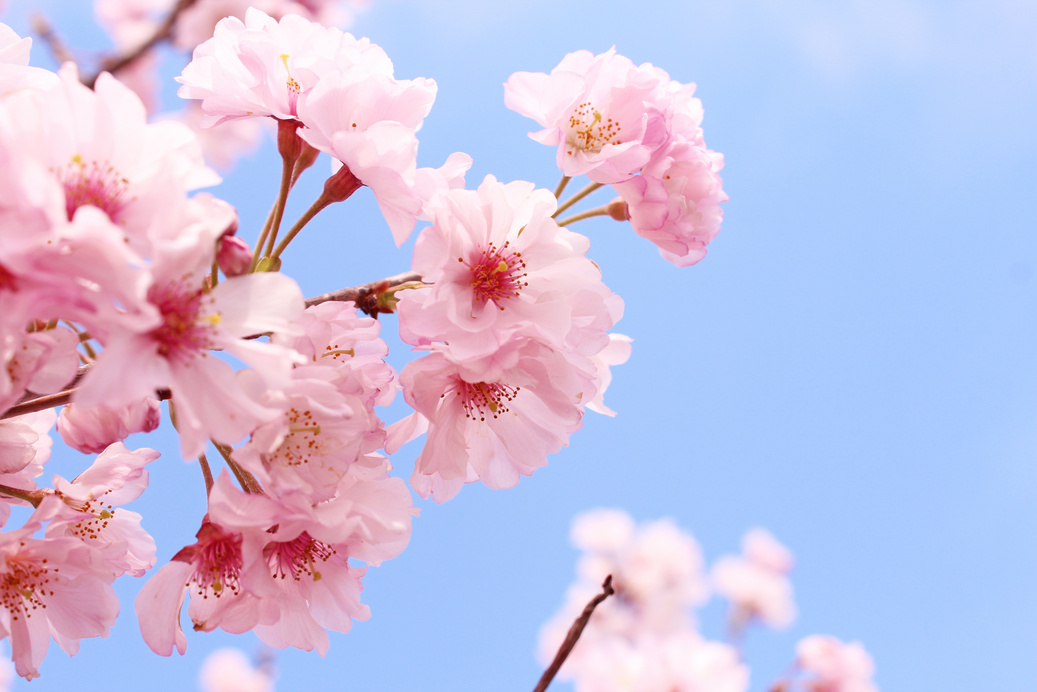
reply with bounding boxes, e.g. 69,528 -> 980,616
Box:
31,14 -> 75,66
304,271 -> 422,308
553,175 -> 571,200
84,0 -> 200,88
532,575 -> 615,692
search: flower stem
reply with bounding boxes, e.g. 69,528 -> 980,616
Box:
555,205 -> 613,227
553,182 -> 604,218
553,175 -> 571,200
261,155 -> 297,261
0,484 -> 45,507
212,441 -> 264,494
197,452 -> 214,495
270,195 -> 330,263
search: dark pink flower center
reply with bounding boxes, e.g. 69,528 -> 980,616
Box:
57,154 -> 129,222
186,529 -> 243,599
567,101 -> 622,155
147,280 -> 217,365
461,240 -> 528,309
265,532 -> 335,582
450,380 -> 520,422
0,263 -> 17,293
0,558 -> 53,621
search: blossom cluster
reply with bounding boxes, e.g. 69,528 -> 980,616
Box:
539,510 -> 879,692
0,3 -> 732,681
506,48 -> 728,266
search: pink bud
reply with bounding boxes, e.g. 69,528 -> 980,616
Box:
217,235 -> 253,277
323,164 -> 363,203
607,197 -> 630,221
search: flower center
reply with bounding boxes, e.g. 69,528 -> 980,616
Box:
184,524 -> 243,599
275,406 -> 325,469
0,558 -> 52,621
461,240 -> 527,309
0,263 -> 17,293
450,380 -> 520,422
281,54 -> 301,115
265,532 -> 336,582
566,101 -> 622,155
56,154 -> 129,222
147,280 -> 219,365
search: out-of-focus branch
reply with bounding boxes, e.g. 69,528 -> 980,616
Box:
1,272 -> 423,421
532,575 -> 615,692
30,13 -> 76,67
84,0 -> 200,89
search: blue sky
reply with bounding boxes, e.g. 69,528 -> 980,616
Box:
2,0 -> 1036,690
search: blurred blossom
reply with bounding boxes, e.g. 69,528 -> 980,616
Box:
198,648 -> 275,692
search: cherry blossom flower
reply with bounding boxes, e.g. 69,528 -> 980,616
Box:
74,253 -> 306,458
57,398 -> 161,455
505,48 -> 670,183
0,410 -> 56,525
0,24 -> 58,96
39,443 -> 159,579
612,139 -> 727,267
198,648 -> 275,692
0,517 -> 119,680
177,8 -> 393,127
796,635 -> 879,692
397,176 -> 623,363
712,528 -> 796,630
136,517 -> 261,656
398,340 -> 596,502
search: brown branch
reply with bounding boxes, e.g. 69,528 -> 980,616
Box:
533,575 -> 615,692
31,14 -> 76,67
305,270 -> 422,315
1,272 -> 423,421
84,0 -> 200,89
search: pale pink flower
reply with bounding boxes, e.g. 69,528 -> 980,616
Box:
40,442 -> 159,578
585,333 -> 632,416
273,300 -> 397,408
546,632 -> 747,692
711,529 -> 796,630
198,648 -> 274,692
231,367 -> 384,502
612,139 -> 727,267
57,398 -> 161,454
1,63 -> 221,257
397,176 -> 623,362
0,410 -> 56,524
398,340 -> 596,502
504,48 -> 670,183
136,517 -> 261,656
796,635 -> 879,692
76,259 -> 306,458
0,518 -> 119,680
177,8 -> 393,127
204,470 -> 411,654
0,24 -> 58,96
0,326 -> 79,415
296,68 -> 454,246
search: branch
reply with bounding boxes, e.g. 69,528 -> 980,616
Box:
30,14 -> 75,67
532,575 -> 615,692
84,0 -> 200,89
1,272 -> 422,421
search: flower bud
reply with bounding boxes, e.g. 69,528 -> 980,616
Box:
607,197 -> 630,221
323,164 -> 363,203
217,235 -> 253,277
